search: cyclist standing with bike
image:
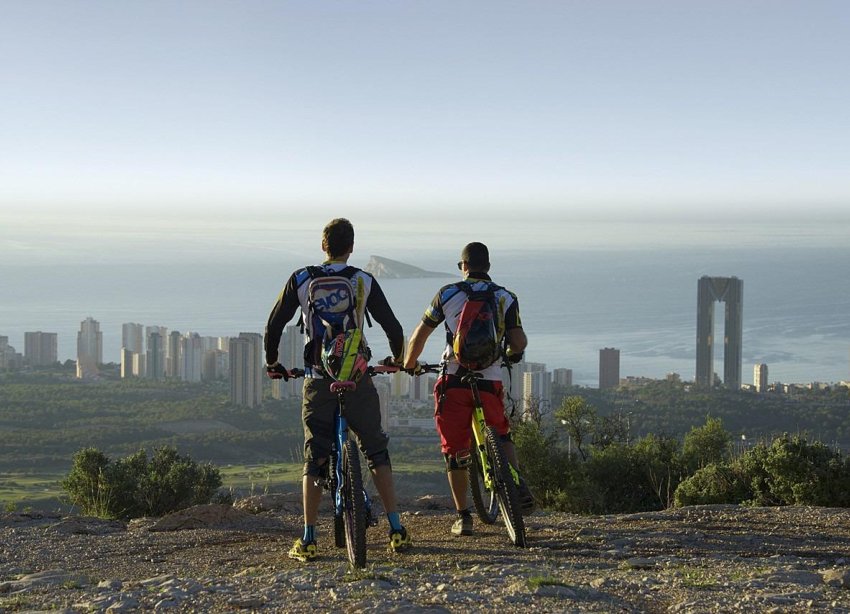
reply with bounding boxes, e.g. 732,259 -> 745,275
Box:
264,218 -> 411,562
404,241 -> 534,537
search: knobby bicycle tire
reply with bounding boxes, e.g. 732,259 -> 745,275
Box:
485,425 -> 527,547
342,439 -> 368,567
330,450 -> 345,549
469,446 -> 498,524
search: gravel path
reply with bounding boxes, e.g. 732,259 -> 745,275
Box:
3,499 -> 850,612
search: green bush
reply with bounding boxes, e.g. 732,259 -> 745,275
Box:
674,463 -> 750,507
62,446 -> 222,519
756,434 -> 850,506
681,416 -> 731,473
584,443 -> 650,513
515,411 -> 850,513
673,434 -> 850,508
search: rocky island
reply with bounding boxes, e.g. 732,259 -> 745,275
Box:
363,255 -> 451,279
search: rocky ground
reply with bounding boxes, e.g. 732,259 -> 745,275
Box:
2,493 -> 850,613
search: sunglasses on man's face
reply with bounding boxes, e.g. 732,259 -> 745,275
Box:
457,261 -> 465,270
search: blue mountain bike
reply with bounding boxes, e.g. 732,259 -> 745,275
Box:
287,365 -> 398,567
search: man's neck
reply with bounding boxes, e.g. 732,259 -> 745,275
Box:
324,250 -> 352,265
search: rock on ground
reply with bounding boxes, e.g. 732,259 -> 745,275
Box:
3,503 -> 850,612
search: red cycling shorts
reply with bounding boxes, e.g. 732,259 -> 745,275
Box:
433,375 -> 510,456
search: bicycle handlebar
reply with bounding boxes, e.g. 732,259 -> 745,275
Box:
413,362 -> 442,374
268,364 -> 406,381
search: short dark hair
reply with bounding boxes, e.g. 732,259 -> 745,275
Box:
461,242 -> 489,271
322,218 -> 354,258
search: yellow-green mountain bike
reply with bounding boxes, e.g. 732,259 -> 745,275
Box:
419,363 -> 527,547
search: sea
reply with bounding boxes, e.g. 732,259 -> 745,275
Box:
2,244 -> 849,387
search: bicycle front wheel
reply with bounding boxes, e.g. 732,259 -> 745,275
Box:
342,439 -> 368,567
485,426 -> 527,547
469,446 -> 498,524
330,450 -> 345,549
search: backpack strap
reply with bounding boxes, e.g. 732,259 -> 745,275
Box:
337,265 -> 372,329
294,267 -> 319,334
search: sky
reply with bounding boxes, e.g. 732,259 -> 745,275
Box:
1,1 -> 849,260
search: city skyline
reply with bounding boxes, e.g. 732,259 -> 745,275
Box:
3,315 -> 846,390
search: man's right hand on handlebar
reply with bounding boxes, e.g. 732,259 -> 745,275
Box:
266,362 -> 290,380
406,361 -> 438,375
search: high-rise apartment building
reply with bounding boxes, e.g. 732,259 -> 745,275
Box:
230,333 -> 264,408
202,349 -> 229,380
696,276 -> 743,389
409,372 -> 433,401
76,317 -> 102,379
754,363 -> 768,393
24,331 -> 58,366
553,368 -> 573,388
504,360 -> 546,407
0,336 -> 23,370
180,333 -> 203,383
146,331 -> 165,380
120,323 -> 146,377
271,325 -> 305,400
523,369 -> 552,417
375,378 -> 391,432
598,347 -> 620,390
166,330 -> 182,379
122,323 -> 145,354
120,348 -> 135,378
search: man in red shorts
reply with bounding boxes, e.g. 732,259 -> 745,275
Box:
404,242 -> 533,536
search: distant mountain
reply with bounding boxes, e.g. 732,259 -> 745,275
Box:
363,255 -> 452,279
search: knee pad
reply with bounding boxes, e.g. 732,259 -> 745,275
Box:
366,449 -> 391,471
444,449 -> 472,471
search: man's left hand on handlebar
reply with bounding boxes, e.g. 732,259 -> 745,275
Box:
266,362 -> 290,380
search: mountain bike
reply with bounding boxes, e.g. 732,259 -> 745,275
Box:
417,363 -> 527,547
285,364 -> 398,568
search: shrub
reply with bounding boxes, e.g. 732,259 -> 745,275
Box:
673,434 -> 850,508
62,446 -> 222,519
674,463 -> 749,507
756,434 -> 850,506
681,416 -> 731,473
512,419 -> 594,513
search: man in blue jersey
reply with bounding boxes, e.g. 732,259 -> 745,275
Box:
264,218 -> 411,561
404,242 -> 534,536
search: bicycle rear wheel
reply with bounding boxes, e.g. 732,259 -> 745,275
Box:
469,447 -> 498,524
342,439 -> 368,567
485,426 -> 527,547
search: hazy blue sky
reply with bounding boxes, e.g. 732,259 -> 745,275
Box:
1,1 -> 848,260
